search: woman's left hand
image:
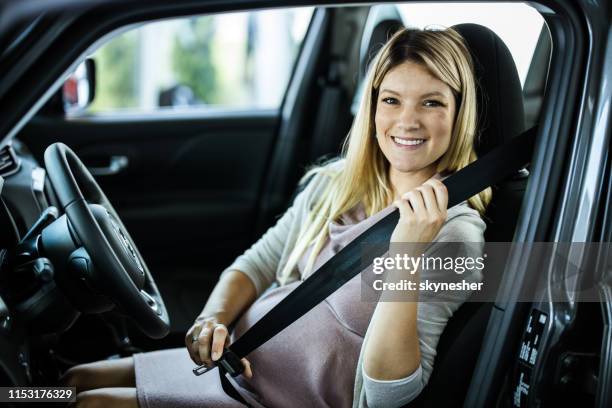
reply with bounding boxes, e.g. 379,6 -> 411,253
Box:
391,178 -> 448,244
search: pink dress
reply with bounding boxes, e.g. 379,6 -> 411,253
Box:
134,204 -> 393,408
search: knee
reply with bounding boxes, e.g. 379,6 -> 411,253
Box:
60,364 -> 94,391
72,390 -> 106,408
60,358 -> 135,392
70,388 -> 138,408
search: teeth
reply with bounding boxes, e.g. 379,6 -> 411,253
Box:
393,137 -> 425,146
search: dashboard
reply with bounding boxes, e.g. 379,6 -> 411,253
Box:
0,139 -> 146,388
1,140 -> 55,239
0,140 -> 59,387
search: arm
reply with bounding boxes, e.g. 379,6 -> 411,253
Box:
184,200 -> 299,372
361,238 -> 485,408
185,269 -> 257,376
186,167 -> 333,375
361,179 -> 486,408
217,166 -> 331,295
198,269 -> 257,327
363,178 -> 448,380
363,298 -> 421,380
217,204 -> 298,297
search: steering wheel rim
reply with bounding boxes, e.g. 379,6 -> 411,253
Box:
44,142 -> 170,339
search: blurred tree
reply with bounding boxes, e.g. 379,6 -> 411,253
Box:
171,16 -> 217,104
89,30 -> 138,111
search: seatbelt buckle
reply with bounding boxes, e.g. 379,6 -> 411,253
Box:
192,349 -> 245,377
217,349 -> 245,377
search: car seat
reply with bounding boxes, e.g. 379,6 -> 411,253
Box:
411,25 -> 526,408
354,18 -> 528,407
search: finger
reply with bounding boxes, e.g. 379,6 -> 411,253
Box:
393,199 -> 413,219
402,190 -> 426,215
188,326 -> 203,365
417,185 -> 438,212
186,326 -> 201,364
185,327 -> 194,349
191,341 -> 203,365
426,179 -> 448,211
241,358 -> 253,379
187,326 -> 203,365
211,325 -> 229,361
186,322 -> 200,344
198,326 -> 214,366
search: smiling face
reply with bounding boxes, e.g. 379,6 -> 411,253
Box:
375,61 -> 456,183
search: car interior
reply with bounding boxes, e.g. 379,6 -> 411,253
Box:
0,1 -> 608,407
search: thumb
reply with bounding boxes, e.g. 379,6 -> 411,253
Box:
241,358 -> 253,379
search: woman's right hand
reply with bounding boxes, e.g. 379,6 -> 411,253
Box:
185,315 -> 253,378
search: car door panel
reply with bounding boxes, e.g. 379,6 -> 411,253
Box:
7,6 -> 323,336
17,111 -> 278,331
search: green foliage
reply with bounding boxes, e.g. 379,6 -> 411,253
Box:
171,17 -> 217,104
89,31 -> 138,112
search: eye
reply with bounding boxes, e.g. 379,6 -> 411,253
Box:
381,97 -> 399,105
423,99 -> 445,107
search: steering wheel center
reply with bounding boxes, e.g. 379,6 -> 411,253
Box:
89,204 -> 146,288
43,143 -> 170,338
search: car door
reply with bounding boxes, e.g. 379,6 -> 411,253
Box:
15,7 -> 318,334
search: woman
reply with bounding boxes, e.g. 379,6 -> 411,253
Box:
62,27 -> 490,408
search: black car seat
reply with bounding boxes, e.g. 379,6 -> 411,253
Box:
455,23 -> 529,243
355,19 -> 528,407
282,13 -> 529,406
423,24 -> 527,407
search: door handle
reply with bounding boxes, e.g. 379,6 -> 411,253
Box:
88,155 -> 129,176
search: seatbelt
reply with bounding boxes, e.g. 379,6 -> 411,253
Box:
197,126 -> 537,405
308,60 -> 352,163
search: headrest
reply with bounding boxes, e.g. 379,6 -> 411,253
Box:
358,18 -> 404,83
354,21 -> 526,154
452,23 -> 525,154
351,18 -> 404,115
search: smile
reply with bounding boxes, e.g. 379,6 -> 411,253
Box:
391,136 -> 426,149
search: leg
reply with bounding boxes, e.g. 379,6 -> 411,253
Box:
61,357 -> 135,393
72,387 -> 138,408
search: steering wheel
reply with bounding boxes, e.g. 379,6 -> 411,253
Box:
44,143 -> 170,339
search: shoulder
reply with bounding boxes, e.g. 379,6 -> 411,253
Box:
303,157 -> 346,182
296,158 -> 346,201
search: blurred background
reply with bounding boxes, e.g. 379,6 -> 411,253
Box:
84,3 -> 542,115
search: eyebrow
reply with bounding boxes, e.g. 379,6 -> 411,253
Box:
380,89 -> 448,99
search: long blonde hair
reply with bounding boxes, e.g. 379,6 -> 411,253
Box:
279,27 -> 491,283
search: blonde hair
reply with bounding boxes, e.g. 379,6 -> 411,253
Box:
279,27 -> 491,284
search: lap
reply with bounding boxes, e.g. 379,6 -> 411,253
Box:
65,348 -> 249,408
133,348 -> 246,408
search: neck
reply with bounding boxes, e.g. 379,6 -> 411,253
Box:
389,165 -> 437,202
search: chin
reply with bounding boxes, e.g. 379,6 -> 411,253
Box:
390,161 -> 424,173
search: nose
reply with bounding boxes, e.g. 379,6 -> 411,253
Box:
396,103 -> 421,131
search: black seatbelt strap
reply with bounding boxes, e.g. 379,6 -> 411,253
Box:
197,126 -> 537,405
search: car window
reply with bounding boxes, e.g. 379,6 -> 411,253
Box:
84,7 -> 314,115
396,2 -> 544,87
